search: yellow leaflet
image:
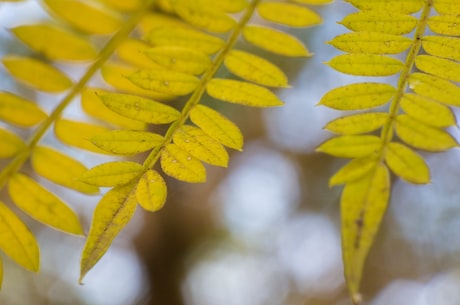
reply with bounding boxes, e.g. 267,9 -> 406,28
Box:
31,146 -> 99,194
330,156 -> 378,186
172,0 -> 236,33
328,32 -> 412,54
139,13 -> 187,35
43,0 -> 121,35
11,24 -> 97,61
341,164 -> 390,301
224,50 -> 288,88
257,2 -> 322,27
327,54 -> 403,76
2,56 -> 72,93
156,0 -> 175,13
91,130 -> 164,155
81,88 -> 146,130
395,114 -> 458,151
99,92 -> 180,124
173,125 -> 229,167
144,26 -> 225,55
127,69 -> 200,96
415,55 -> 460,83
80,161 -> 143,187
339,11 -> 417,35
0,128 -> 25,158
80,182 -> 138,282
116,39 -> 164,69
99,0 -> 142,11
400,93 -> 456,128
324,112 -> 389,135
189,105 -> 243,151
54,119 -> 111,154
178,0 -> 248,12
385,142 -> 430,184
345,0 -> 424,14
316,135 -> 381,158
144,46 -> 211,75
422,36 -> 460,61
0,92 -> 46,127
136,170 -> 167,212
408,73 -> 460,107
161,144 -> 206,183
207,78 -> 283,107
101,63 -> 175,100
243,26 -> 311,57
428,14 -> 460,37
0,201 -> 39,272
291,0 -> 332,4
318,83 -> 396,110
8,173 -> 83,235
433,0 -> 460,15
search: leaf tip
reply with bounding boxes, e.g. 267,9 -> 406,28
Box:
352,293 -> 362,305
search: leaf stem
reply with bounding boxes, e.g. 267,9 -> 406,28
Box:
142,0 -> 261,170
0,1 -> 156,189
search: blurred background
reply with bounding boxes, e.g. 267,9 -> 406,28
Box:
1,1 -> 460,305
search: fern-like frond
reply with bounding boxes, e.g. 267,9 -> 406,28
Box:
0,0 -> 327,289
318,0 -> 460,303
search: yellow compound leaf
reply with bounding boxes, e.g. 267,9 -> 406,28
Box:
161,144 -> 206,183
11,24 -> 97,61
433,0 -> 460,15
415,55 -> 460,82
422,36 -> 460,61
144,46 -> 211,75
395,114 -> 458,151
139,13 -> 187,35
318,83 -> 396,110
172,0 -> 236,33
116,39 -> 164,69
207,78 -> 283,107
2,56 -> 72,93
257,2 -> 322,27
127,69 -> 200,96
190,105 -> 243,151
400,93 -> 456,128
327,54 -> 404,76
0,201 -> 39,272
385,142 -> 430,184
80,182 -> 138,282
144,26 -> 225,55
0,128 -> 25,158
339,11 -> 417,35
243,25 -> 311,57
99,0 -> 143,11
101,63 -> 175,100
341,164 -> 390,301
428,14 -> 460,36
43,0 -> 121,34
328,32 -> 412,54
136,170 -> 167,212
316,135 -> 381,158
408,72 -> 460,107
81,88 -> 146,130
224,50 -> 288,87
91,130 -> 164,155
290,0 -> 333,4
324,112 -> 389,135
330,156 -> 378,186
80,161 -> 143,187
345,0 -> 424,14
8,173 -> 83,235
31,146 -> 99,194
54,119 -> 111,154
173,125 -> 229,167
99,92 -> 181,124
0,91 -> 46,127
